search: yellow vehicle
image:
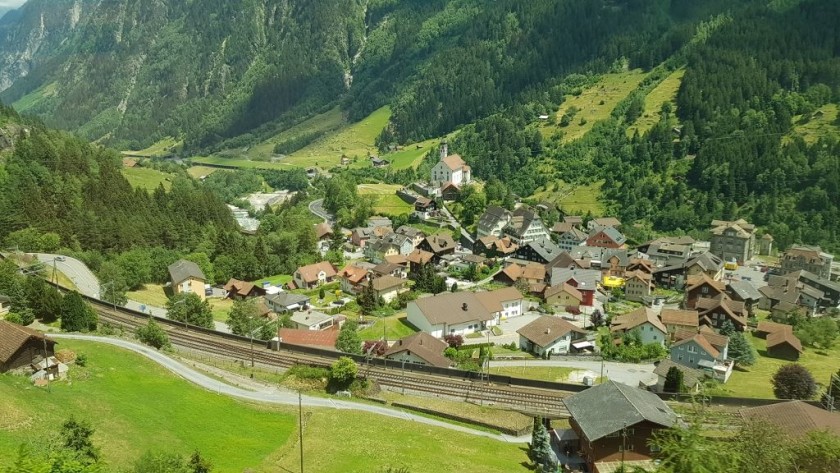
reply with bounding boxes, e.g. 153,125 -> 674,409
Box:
601,276 -> 625,288
724,261 -> 738,271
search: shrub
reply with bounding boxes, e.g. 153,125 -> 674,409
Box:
75,354 -> 88,367
287,364 -> 330,380
443,334 -> 464,348
135,319 -> 170,350
772,364 -> 817,400
329,357 -> 358,391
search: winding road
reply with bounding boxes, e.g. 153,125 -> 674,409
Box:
54,335 -> 528,444
308,198 -> 333,224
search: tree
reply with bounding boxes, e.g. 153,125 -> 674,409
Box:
719,320 -> 736,336
132,451 -> 191,473
61,418 -> 100,464
226,299 -> 260,336
319,287 -> 326,300
790,430 -> 840,473
795,317 -> 839,349
727,331 -> 757,367
335,320 -> 362,354
330,356 -> 358,390
735,420 -> 794,473
589,309 -> 604,328
443,335 -> 463,348
772,364 -> 818,400
188,451 -> 212,473
529,419 -> 556,471
24,276 -> 63,322
60,291 -> 98,332
136,319 -> 170,350
356,280 -> 379,315
654,421 -> 739,473
663,366 -> 684,393
450,282 -> 458,292
99,261 -> 129,307
166,293 -> 213,329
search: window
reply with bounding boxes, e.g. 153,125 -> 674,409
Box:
689,357 -> 694,364
650,444 -> 661,453
678,354 -> 683,361
688,345 -> 696,353
619,445 -> 634,452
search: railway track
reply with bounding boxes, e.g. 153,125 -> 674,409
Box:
92,303 -> 572,416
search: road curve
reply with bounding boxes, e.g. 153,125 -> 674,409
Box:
53,334 -> 527,443
33,253 -> 101,298
308,198 -> 333,224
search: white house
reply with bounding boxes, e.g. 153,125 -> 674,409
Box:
430,143 -> 471,188
474,286 -> 524,320
383,332 -> 451,368
610,307 -> 668,346
290,310 -> 334,331
477,206 -> 512,239
406,287 -> 523,338
517,316 -> 588,356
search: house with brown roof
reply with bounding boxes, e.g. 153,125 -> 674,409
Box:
780,245 -> 834,280
757,321 -> 803,360
474,235 -> 518,258
494,262 -> 546,286
586,227 -> 627,249
291,261 -> 337,290
418,234 -> 457,262
431,143 -> 471,188
277,328 -> 339,349
670,331 -> 732,382
610,307 -> 667,346
653,359 -> 704,393
406,249 -> 435,274
685,252 -> 724,281
406,287 -> 523,338
337,264 -> 370,295
224,278 -> 267,300
696,296 -> 748,332
370,275 -> 410,303
0,321 -> 57,372
371,262 -> 407,279
543,283 -> 584,309
740,401 -> 840,439
709,218 -> 757,264
477,206 -> 512,240
383,332 -> 451,368
586,217 -> 622,231
168,259 -> 207,301
624,270 -> 653,303
659,309 -> 699,338
313,222 -> 334,242
517,316 -> 587,356
684,274 -> 727,309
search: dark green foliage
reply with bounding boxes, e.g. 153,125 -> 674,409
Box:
411,263 -> 446,294
663,366 -> 684,393
60,291 -> 98,332
329,356 -> 358,391
75,353 -> 88,367
589,310 -> 604,328
166,293 -> 213,329
795,318 -> 838,349
226,299 -> 261,337
135,319 -> 170,350
772,364 -> 818,400
335,320 -> 362,355
356,280 -> 379,315
727,331 -> 757,367
61,418 -> 100,464
98,261 -> 129,307
529,419 -> 556,471
599,330 -> 667,363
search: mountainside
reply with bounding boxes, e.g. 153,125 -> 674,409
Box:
0,0 -> 739,151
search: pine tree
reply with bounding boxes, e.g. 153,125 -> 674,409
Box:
727,331 -> 757,367
664,366 -> 685,393
60,291 -> 98,332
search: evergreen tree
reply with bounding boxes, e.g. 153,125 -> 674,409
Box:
166,293 -> 213,329
663,366 -> 684,393
357,280 -> 379,315
60,292 -> 98,332
727,331 -> 757,367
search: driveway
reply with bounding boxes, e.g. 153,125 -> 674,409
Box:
52,335 -> 528,444
492,359 -> 657,387
33,253 -> 100,298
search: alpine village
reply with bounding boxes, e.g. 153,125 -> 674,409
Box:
1,1 -> 840,472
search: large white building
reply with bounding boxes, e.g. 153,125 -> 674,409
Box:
430,143 -> 471,188
406,287 -> 524,338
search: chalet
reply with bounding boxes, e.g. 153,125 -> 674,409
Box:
413,197 -> 437,219
440,182 -> 461,201
788,269 -> 840,308
364,240 -> 399,264
563,381 -> 678,473
726,280 -> 762,316
564,215 -> 583,227
684,274 -> 726,309
494,262 -> 546,287
586,217 -> 621,231
653,264 -> 687,290
670,331 -> 732,382
550,269 -> 601,307
610,307 -> 667,346
418,234 -> 457,262
371,262 -> 407,279
406,288 -> 523,337
313,222 -> 334,242
555,227 -> 588,252
291,261 -> 337,290
265,292 -> 310,313
598,250 -> 631,278
430,143 -> 471,188
370,156 -> 390,167
476,206 -> 512,239
337,264 -> 370,294
659,309 -> 699,338
543,283 -> 584,309
503,207 -> 550,245
514,239 -> 562,264
638,236 -> 695,266
168,260 -> 207,301
685,252 -> 724,281
395,226 -> 426,248
474,235 -> 518,258
517,316 -> 587,356
626,258 -> 655,276
277,328 -> 339,349
624,270 -> 653,303
223,279 -> 267,300
653,359 -> 703,393
406,249 -> 435,274
550,221 -> 575,235
350,225 -> 393,248
369,275 -> 410,303
709,219 -> 757,264
586,227 -> 627,249
546,252 -> 588,274
757,321 -> 803,360
0,321 -> 57,373
696,296 -> 748,331
740,401 -> 840,439
383,332 -> 451,368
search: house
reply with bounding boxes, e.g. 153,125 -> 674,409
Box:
726,280 -> 762,316
653,264 -> 687,290
659,309 -> 699,338
551,221 -> 575,235
264,292 -> 310,313
376,232 -> 416,256
586,217 -> 622,231
474,287 -> 524,320
546,252 -> 588,274
652,359 -> 704,393
291,261 -> 337,290
370,156 -> 390,167
412,196 -> 437,219
383,332 -> 451,368
586,227 -> 627,249
696,296 -> 748,332
788,269 -> 840,308
564,215 -> 584,227
440,182 -> 461,201
370,275 -> 410,303
0,321 -> 57,373
780,245 -> 833,280
313,222 -> 333,242
476,206 -> 512,239
223,279 -> 267,300
406,249 -> 435,274
430,143 -> 471,188
758,233 -> 774,255
474,235 -> 518,258
406,287 -> 523,337
364,239 -> 399,264
624,271 -> 654,303
371,262 -> 407,279
168,259 -> 207,301
626,258 -> 655,276
494,262 -> 546,286
0,294 -> 10,315
563,381 -> 678,473
685,252 -> 724,281
503,207 -> 550,245
337,264 -> 370,294
670,331 -> 732,382
638,237 -> 695,266
555,227 -> 589,252
418,234 -> 457,262
350,225 -> 393,248
517,316 -> 587,356
395,226 -> 427,248
550,269 -> 601,306
610,307 -> 667,346
709,219 -> 757,264
757,321 -> 803,360
277,328 -> 339,349
514,239 -> 562,264
543,283 -> 584,309
597,250 -> 631,278
290,310 -> 335,331
684,274 -> 727,309
740,401 -> 840,439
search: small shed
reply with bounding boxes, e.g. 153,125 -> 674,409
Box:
0,321 -> 57,373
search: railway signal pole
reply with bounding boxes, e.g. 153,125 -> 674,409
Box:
298,390 -> 305,473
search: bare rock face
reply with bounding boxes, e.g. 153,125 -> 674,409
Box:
0,123 -> 25,152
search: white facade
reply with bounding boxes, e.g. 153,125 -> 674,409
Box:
626,322 -> 667,346
406,304 -> 497,338
498,299 -> 523,319
477,216 -> 510,239
385,351 -> 432,366
518,333 -> 575,356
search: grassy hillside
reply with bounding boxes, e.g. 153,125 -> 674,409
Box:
627,68 -> 685,137
122,137 -> 180,158
357,183 -> 413,216
532,180 -> 606,216
241,106 -> 346,161
121,167 -> 173,191
789,103 -> 840,144
0,340 -> 531,472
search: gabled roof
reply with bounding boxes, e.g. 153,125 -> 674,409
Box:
686,273 -> 726,293
383,332 -> 450,368
660,309 -> 699,328
551,222 -> 574,234
522,239 -> 562,262
558,227 -> 588,241
610,307 -> 668,335
547,252 -> 585,271
653,359 -> 703,388
371,275 -> 407,292
589,226 -> 626,245
505,208 -> 544,238
687,252 -> 723,273
474,287 -> 523,313
395,225 -> 425,239
522,262 -> 547,281
551,268 -> 601,291
756,320 -> 793,335
672,334 -> 720,359
265,292 -> 310,308
517,316 -> 587,347
564,381 -> 678,441
372,262 -> 403,276
412,292 -> 495,325
278,328 -> 338,349
314,222 -> 333,240
440,154 -> 468,171
478,206 -> 512,230
564,215 -> 583,225
0,321 -> 56,364
168,260 -> 206,284
591,217 -> 621,228
767,330 -> 803,354
740,401 -> 840,438
543,283 -> 583,302
337,265 -> 369,284
295,261 -> 337,284
727,280 -> 762,301
710,219 -> 756,236
224,279 -> 265,297
423,234 -> 457,254
407,249 -> 434,265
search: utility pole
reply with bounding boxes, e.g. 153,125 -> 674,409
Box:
298,391 -> 304,473
621,422 -> 627,469
43,337 -> 51,394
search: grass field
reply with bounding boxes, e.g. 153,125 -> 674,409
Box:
789,103 -> 840,144
209,297 -> 233,322
190,155 -> 292,170
357,183 -> 413,216
253,274 -> 292,287
122,137 -> 180,158
378,392 -> 532,433
541,69 -> 648,142
186,165 -> 221,179
627,68 -> 685,137
389,138 -> 438,170
532,180 -> 606,216
121,167 -> 173,191
126,284 -> 170,308
358,314 -> 418,340
12,82 -> 58,112
243,106 -> 346,161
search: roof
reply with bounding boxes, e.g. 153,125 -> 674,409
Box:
740,401 -> 840,438
756,320 -> 793,335
564,381 -> 678,441
687,252 -> 723,272
672,334 -> 720,359
395,225 -> 425,238
0,321 -> 55,364
474,287 -> 523,313
610,307 -> 668,335
696,296 -> 747,325
710,218 -> 756,236
168,259 -> 206,284
564,215 -> 583,225
517,316 -> 586,347
728,280 -> 763,301
591,217 -> 621,228
505,208 -> 543,238
551,222 -> 574,234
407,249 -> 434,265
686,273 -> 727,293
522,239 -> 562,262
337,265 -> 369,284
412,292 -> 495,326
314,222 -> 333,239
277,328 -> 338,349
543,283 -> 583,302
783,245 -> 831,262
766,330 -> 803,354
660,309 -> 699,328
522,262 -> 547,281
653,359 -> 703,388
384,254 -> 408,266
383,332 -> 451,368
423,234 -> 457,254
589,226 -> 626,245
441,154 -> 468,171
265,292 -> 310,308
372,262 -> 403,276
547,252 -> 584,271
295,261 -> 337,284
290,310 -> 333,328
551,268 -> 601,291
371,275 -> 407,292
558,227 -> 588,241
478,206 -> 511,230
224,279 -> 265,297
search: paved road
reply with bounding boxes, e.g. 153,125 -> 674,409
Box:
492,359 -> 657,387
53,334 -> 527,443
308,198 -> 333,224
33,253 -> 100,298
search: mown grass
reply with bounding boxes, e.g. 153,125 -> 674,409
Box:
627,68 -> 685,137
12,82 -> 57,112
243,106 -> 346,161
208,297 -> 233,322
122,137 -> 179,158
253,274 -> 292,287
541,69 -> 647,142
489,366 -> 577,383
121,167 -> 173,191
126,284 -> 170,308
389,138 -> 438,170
357,183 -> 413,216
186,165 -> 221,179
190,155 -> 292,170
357,314 -> 418,341
789,103 -> 840,145
0,341 -> 296,471
533,180 -> 606,216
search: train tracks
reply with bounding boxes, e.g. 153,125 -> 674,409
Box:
92,303 -> 571,416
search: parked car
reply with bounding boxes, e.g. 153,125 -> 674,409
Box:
55,256 -> 66,262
